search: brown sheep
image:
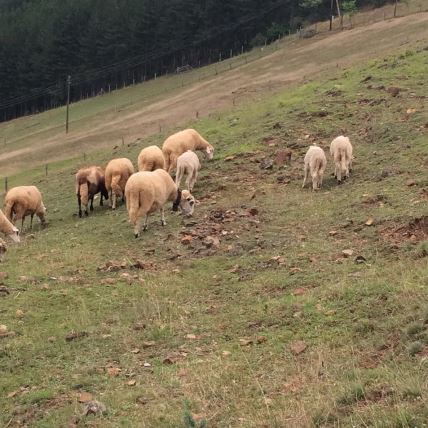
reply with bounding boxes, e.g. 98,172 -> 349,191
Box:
138,146 -> 165,171
75,166 -> 108,217
162,129 -> 214,174
4,185 -> 47,231
105,158 -> 134,209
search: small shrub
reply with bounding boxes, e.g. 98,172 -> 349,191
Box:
406,322 -> 425,336
408,341 -> 423,356
415,241 -> 428,258
336,384 -> 365,406
250,33 -> 266,48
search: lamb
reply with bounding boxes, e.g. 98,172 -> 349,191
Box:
0,209 -> 20,242
302,145 -> 327,190
175,150 -> 201,192
162,128 -> 214,174
75,166 -> 109,217
3,185 -> 47,231
330,136 -> 353,183
138,146 -> 165,171
125,169 -> 195,238
105,158 -> 134,209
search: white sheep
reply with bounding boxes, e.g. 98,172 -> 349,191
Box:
302,145 -> 327,190
175,150 -> 201,192
330,136 -> 353,183
138,146 -> 165,171
105,158 -> 134,209
125,169 -> 195,238
3,186 -> 47,231
162,129 -> 214,174
0,209 -> 20,242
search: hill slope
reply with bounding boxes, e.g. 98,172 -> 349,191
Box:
0,35 -> 427,427
0,9 -> 427,175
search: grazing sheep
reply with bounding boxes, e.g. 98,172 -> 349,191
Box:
330,136 -> 353,183
175,150 -> 201,192
125,169 -> 195,238
302,145 -> 327,191
138,146 -> 165,171
162,129 -> 214,174
0,209 -> 20,243
75,166 -> 108,217
105,158 -> 134,209
3,186 -> 47,231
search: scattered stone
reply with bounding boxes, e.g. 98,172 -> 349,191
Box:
16,309 -> 24,318
406,179 -> 417,187
142,341 -> 155,348
355,255 -> 367,264
239,338 -> 253,346
82,400 -> 107,416
127,380 -> 137,386
387,86 -> 400,97
290,341 -> 308,355
293,288 -> 306,296
365,217 -> 374,226
342,249 -> 354,258
274,149 -> 292,166
260,158 -> 274,170
78,392 -> 94,403
248,208 -> 259,216
65,331 -> 89,342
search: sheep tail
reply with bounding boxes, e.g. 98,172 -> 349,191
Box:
3,200 -> 14,221
111,174 -> 122,197
127,190 -> 140,224
79,182 -> 89,206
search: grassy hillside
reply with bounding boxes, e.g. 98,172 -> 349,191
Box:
0,5 -> 427,176
0,44 -> 427,427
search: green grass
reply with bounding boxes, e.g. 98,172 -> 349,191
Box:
0,44 -> 428,427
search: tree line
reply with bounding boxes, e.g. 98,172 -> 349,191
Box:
0,0 -> 388,122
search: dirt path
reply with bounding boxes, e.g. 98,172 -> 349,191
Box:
1,12 -> 427,174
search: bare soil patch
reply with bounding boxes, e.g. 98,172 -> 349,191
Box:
381,216 -> 428,243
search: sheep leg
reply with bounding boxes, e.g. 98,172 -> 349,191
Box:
190,170 -> 198,192
160,208 -> 166,226
134,218 -> 143,238
302,165 -> 309,188
30,213 -> 34,230
108,190 -> 112,207
112,192 -> 117,210
175,166 -> 183,189
185,172 -> 192,191
90,197 -> 94,212
100,194 -> 104,206
143,215 -> 149,231
77,194 -> 82,218
21,216 -> 25,232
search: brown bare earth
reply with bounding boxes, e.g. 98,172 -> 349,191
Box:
0,12 -> 427,174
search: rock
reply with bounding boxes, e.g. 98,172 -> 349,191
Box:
361,75 -> 372,83
387,87 -> 400,97
406,179 -> 417,187
260,158 -> 274,170
142,341 -> 155,348
290,341 -> 307,355
365,217 -> 374,226
181,235 -> 193,245
0,272 -> 8,280
249,208 -> 259,216
355,255 -> 367,264
16,309 -> 24,318
329,230 -> 338,236
239,338 -> 253,346
203,236 -> 220,248
65,331 -> 88,342
292,288 -> 306,296
342,249 -> 354,258
82,400 -> 107,416
0,324 -> 8,334
78,392 -> 94,403
274,149 -> 292,166
127,380 -> 137,386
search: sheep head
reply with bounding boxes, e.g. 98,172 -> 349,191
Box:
179,190 -> 195,217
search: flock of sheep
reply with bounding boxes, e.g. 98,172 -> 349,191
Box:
0,128 -> 353,244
